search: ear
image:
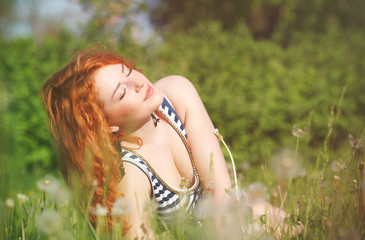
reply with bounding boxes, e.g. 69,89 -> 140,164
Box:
109,126 -> 119,133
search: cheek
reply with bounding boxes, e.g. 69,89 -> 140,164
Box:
104,101 -> 139,125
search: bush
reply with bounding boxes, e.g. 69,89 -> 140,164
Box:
143,22 -> 365,164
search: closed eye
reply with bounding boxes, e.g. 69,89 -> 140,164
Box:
126,68 -> 132,77
120,86 -> 126,100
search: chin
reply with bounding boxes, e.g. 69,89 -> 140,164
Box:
151,88 -> 164,106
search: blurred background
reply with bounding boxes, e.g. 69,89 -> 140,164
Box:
1,0 -> 365,194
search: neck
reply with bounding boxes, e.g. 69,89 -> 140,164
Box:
121,112 -> 159,148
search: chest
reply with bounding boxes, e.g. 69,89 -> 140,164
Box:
138,118 -> 195,189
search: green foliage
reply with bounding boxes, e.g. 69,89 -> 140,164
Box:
1,21 -> 365,180
142,22 -> 365,164
0,34 -> 83,192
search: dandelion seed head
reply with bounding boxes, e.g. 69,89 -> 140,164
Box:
334,175 -> 340,181
330,161 -> 345,172
17,193 -> 29,203
49,185 -> 72,206
213,128 -> 223,141
36,175 -> 71,205
292,125 -> 307,138
36,210 -> 61,235
348,134 -> 365,149
36,175 -> 60,192
5,198 -> 15,208
111,198 -> 132,216
271,149 -> 302,178
92,203 -> 108,216
245,182 -> 269,205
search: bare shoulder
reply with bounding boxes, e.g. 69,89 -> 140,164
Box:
155,75 -> 195,91
117,161 -> 151,199
155,75 -> 200,121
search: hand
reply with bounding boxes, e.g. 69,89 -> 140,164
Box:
252,203 -> 304,238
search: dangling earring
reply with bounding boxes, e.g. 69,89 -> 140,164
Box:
113,131 -> 125,176
151,113 -> 160,127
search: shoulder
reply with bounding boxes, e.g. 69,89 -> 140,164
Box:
117,161 -> 151,198
155,75 -> 200,121
155,75 -> 195,91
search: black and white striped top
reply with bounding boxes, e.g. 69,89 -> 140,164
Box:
121,97 -> 202,222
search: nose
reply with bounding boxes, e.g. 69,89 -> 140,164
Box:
126,78 -> 144,93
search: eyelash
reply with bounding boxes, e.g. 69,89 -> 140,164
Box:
118,66 -> 132,100
120,86 -> 126,100
126,68 -> 132,77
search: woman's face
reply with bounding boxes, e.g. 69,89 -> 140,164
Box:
94,64 -> 163,132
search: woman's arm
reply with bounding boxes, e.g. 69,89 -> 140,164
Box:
116,162 -> 154,239
155,75 -> 232,203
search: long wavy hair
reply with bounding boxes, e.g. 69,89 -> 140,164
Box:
40,48 -> 137,233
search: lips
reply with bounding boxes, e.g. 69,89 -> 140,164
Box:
144,85 -> 153,101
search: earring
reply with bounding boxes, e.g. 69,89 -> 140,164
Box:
151,113 -> 160,127
113,131 -> 125,177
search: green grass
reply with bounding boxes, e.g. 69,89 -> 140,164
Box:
1,89 -> 364,239
1,123 -> 364,240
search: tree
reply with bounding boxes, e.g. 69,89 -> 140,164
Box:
147,0 -> 365,42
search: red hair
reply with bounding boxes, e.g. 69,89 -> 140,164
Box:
40,48 -> 136,233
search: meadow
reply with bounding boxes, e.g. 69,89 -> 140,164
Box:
1,113 -> 364,239
0,22 -> 364,239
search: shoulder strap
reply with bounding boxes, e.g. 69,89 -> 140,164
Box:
121,149 -> 153,184
159,97 -> 187,139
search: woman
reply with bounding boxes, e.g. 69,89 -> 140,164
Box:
41,49 -> 233,238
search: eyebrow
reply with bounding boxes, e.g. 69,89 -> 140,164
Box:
111,82 -> 121,100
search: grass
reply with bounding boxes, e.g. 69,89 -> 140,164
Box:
1,101 -> 364,239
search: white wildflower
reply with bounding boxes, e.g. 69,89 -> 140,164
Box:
36,210 -> 61,235
17,193 -> 29,204
5,198 -> 15,208
36,175 -> 60,192
92,204 -> 108,216
111,198 -> 132,216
